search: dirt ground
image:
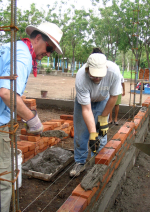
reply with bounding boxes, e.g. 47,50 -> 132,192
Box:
11,74 -> 150,212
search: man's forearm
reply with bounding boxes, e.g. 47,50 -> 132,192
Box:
82,104 -> 96,133
0,88 -> 34,121
101,95 -> 118,116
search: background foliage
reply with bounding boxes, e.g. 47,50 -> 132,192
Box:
0,0 -> 150,73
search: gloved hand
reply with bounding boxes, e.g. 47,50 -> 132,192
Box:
26,110 -> 43,134
89,132 -> 100,154
96,115 -> 109,136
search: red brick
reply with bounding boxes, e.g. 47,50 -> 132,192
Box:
17,145 -> 28,153
72,184 -> 98,205
61,123 -> 69,129
118,126 -> 132,136
60,114 -> 73,120
142,102 -> 149,107
106,169 -> 114,183
101,169 -> 109,183
95,148 -> 116,165
57,195 -> 87,212
19,141 -> 36,151
42,122 -> 59,128
70,127 -> 74,138
43,125 -> 54,131
115,158 -> 121,169
27,135 -> 40,142
50,119 -> 65,124
123,122 -> 135,130
110,157 -> 118,169
20,135 -> 28,141
112,133 -> 128,144
64,120 -> 74,126
21,128 -> 27,135
96,181 -> 107,201
133,118 -> 141,130
105,140 -> 122,153
23,99 -> 36,106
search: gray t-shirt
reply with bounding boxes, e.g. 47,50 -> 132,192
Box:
76,60 -> 122,105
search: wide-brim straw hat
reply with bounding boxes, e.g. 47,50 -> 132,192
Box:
26,22 -> 63,54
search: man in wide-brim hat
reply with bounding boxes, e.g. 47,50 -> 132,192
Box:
0,22 -> 63,212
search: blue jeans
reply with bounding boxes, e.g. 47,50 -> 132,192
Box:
74,97 -> 109,164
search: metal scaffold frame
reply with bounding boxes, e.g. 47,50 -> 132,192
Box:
0,0 -> 20,211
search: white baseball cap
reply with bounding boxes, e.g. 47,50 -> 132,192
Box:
26,22 -> 63,54
85,53 -> 107,77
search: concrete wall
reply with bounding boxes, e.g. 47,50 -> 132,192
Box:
31,98 -> 140,117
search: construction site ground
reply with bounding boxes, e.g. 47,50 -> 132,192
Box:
14,74 -> 150,212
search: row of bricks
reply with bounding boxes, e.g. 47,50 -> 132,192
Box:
17,137 -> 62,163
18,117 -> 74,163
21,120 -> 74,136
57,102 -> 150,211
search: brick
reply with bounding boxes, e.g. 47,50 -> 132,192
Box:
17,115 -> 22,121
118,126 -> 132,136
115,158 -> 121,169
64,120 -> 74,126
105,140 -> 122,153
123,122 -> 135,130
57,195 -> 87,212
101,169 -> 109,183
96,181 -> 107,201
19,141 -> 36,151
112,133 -> 128,144
50,119 -> 65,124
27,135 -> 40,142
61,123 -> 69,129
106,169 -> 114,183
24,150 -> 34,159
23,99 -> 36,106
21,128 -> 27,135
133,118 -> 141,130
60,114 -> 73,120
20,135 -> 28,141
110,156 -> 118,169
17,145 -> 28,153
70,127 -> 74,138
142,102 -> 149,107
72,184 -> 98,205
42,122 -> 59,128
29,105 -> 37,110
42,125 -> 53,131
95,148 -> 116,165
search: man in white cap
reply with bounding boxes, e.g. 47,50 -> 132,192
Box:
0,22 -> 63,212
70,48 -> 121,177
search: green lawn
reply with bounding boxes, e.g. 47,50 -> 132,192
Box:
121,70 -> 137,79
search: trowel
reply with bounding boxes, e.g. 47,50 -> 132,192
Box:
133,143 -> 150,156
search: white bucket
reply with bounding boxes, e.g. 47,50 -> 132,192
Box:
14,149 -> 22,190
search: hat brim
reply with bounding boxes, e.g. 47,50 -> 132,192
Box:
26,25 -> 63,54
85,63 -> 107,77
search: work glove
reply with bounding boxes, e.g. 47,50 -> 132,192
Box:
25,110 -> 43,134
96,115 -> 109,136
89,132 -> 100,154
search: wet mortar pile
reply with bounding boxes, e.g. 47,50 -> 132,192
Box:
12,107 -> 150,212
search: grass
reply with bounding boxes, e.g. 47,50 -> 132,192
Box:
121,70 -> 138,79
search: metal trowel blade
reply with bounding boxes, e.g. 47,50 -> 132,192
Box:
133,143 -> 150,156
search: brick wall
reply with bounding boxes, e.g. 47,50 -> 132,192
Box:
57,97 -> 150,212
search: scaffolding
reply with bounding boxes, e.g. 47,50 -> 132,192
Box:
0,0 -> 20,211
